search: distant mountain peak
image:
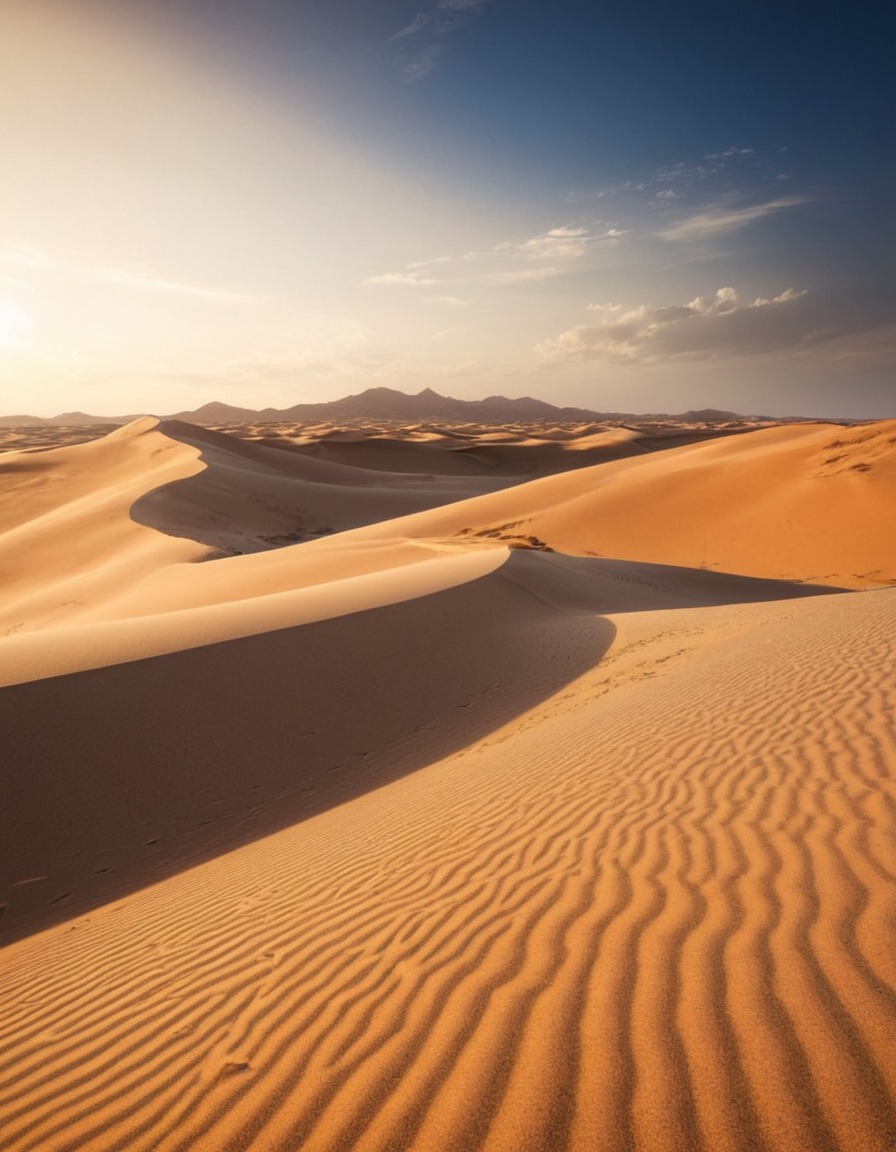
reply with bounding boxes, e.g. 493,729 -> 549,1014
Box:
0,387 -> 758,429
165,388 -> 751,426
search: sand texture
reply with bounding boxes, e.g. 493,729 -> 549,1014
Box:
1,417 -> 894,1151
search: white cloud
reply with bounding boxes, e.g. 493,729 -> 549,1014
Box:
365,270 -> 439,286
368,221 -> 620,288
485,267 -> 560,285
514,226 -> 591,259
408,255 -> 455,269
704,146 -> 755,160
98,268 -> 265,304
536,286 -> 814,365
659,196 -> 808,241
503,224 -> 626,260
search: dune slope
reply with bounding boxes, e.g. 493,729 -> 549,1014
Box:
0,580 -> 893,1151
132,420 -> 510,552
337,419 -> 896,589
0,418 -> 209,633
0,417 -> 506,635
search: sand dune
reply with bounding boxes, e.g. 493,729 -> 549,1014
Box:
1,578 -> 893,1151
215,416 -> 767,479
267,422 -> 654,477
0,418 -> 208,633
329,419 -> 896,590
6,417 -> 892,638
1,415 -> 894,1151
1,547 -> 842,934
133,419 -> 511,550
0,417 -> 507,635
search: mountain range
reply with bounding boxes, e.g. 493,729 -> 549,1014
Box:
0,387 -> 749,427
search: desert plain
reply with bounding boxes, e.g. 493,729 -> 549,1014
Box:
1,409 -> 894,1151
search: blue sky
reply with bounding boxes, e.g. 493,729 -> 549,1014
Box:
0,0 -> 892,417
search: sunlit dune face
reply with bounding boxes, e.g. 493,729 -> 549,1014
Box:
0,300 -> 27,349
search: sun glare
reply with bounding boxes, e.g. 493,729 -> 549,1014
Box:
0,300 -> 27,349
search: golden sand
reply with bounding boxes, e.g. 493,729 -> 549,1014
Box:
1,417 -> 894,1151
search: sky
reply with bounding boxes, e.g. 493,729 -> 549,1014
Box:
0,0 -> 893,419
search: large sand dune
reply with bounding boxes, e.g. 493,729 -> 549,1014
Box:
1,416 -> 894,1151
335,419 -> 896,590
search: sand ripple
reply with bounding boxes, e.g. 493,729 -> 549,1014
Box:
1,588 -> 893,1151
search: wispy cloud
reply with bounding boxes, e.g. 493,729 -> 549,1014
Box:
703,146 -> 755,161
655,146 -> 766,190
1,243 -> 265,306
0,244 -> 51,269
98,268 -> 266,304
389,0 -> 486,81
659,196 -> 808,241
485,267 -> 559,285
396,43 -> 443,82
567,146 -> 795,212
536,285 -> 815,365
390,12 -> 430,41
365,269 -> 439,287
390,0 -> 485,41
501,225 -> 625,259
427,295 -> 470,307
438,0 -> 485,11
366,221 -> 620,288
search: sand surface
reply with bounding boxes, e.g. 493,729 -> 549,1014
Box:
1,416 -> 894,1151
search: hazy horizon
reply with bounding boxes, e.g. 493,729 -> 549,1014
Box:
1,1 -> 893,420
1,381 -> 888,425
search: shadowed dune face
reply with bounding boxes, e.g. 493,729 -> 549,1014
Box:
128,420 -> 512,555
263,424 -> 654,477
204,417 -> 766,477
1,547 -> 833,944
0,558 -> 618,943
125,417 -> 767,557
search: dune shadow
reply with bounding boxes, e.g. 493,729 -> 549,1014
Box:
0,548 -> 847,947
128,422 -> 509,556
1,565 -> 615,946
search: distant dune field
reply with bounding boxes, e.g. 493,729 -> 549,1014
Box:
1,415 -> 894,1151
